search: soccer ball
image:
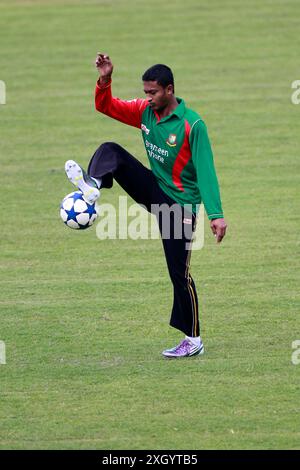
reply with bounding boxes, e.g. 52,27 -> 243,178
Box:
60,191 -> 98,230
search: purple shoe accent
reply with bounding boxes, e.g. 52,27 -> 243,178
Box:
162,339 -> 204,358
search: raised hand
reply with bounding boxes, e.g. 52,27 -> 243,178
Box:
95,53 -> 114,82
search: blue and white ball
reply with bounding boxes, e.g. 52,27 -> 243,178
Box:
60,191 -> 98,230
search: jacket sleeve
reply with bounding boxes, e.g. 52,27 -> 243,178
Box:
189,120 -> 224,220
95,79 -> 149,129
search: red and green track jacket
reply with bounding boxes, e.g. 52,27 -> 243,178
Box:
95,80 -> 224,219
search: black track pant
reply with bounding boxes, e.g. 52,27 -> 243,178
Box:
88,142 -> 200,337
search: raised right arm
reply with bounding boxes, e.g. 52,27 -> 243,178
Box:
95,52 -> 148,129
95,79 -> 148,129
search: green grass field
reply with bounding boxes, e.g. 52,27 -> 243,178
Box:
0,0 -> 299,450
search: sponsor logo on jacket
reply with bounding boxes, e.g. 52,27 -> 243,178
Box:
141,123 -> 150,135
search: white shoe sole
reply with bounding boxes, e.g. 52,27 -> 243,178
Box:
65,160 -> 100,205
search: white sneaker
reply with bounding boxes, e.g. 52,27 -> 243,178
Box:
65,160 -> 100,205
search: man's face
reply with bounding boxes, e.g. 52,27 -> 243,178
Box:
143,81 -> 173,112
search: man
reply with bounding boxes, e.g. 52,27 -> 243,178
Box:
65,53 -> 227,358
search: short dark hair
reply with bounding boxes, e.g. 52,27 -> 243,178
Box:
142,64 -> 174,90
